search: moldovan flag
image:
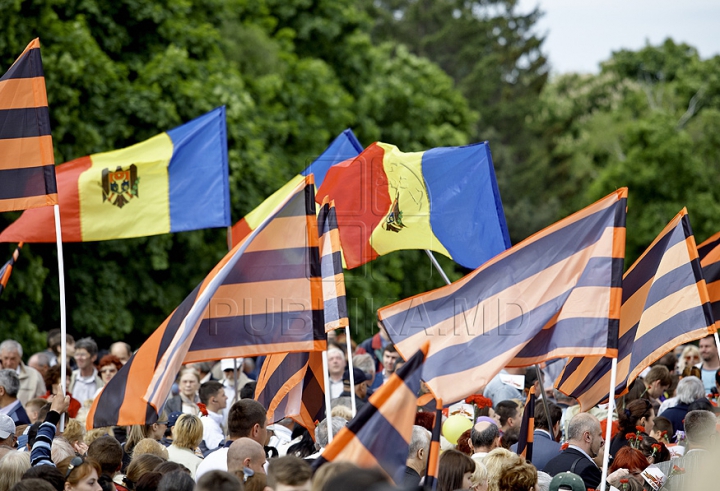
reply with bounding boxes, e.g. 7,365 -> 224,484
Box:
698,229 -> 720,328
0,244 -> 22,296
0,39 -> 57,212
86,175 -> 325,428
378,189 -> 627,404
315,141 -> 511,269
0,107 -> 229,242
516,387 -> 535,461
557,209 -> 716,410
312,343 -> 429,484
230,129 -> 363,246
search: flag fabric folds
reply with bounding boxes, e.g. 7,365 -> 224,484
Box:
313,343 -> 429,484
698,230 -> 720,328
86,175 -> 326,429
0,244 -> 22,296
0,39 -> 57,212
318,198 -> 348,331
315,141 -> 511,269
378,189 -> 627,404
557,209 -> 716,410
516,387 -> 535,461
230,129 -> 363,246
423,399 -> 443,491
0,107 -> 230,242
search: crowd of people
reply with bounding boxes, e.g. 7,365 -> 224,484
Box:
0,327 -> 717,491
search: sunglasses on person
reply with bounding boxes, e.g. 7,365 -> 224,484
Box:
66,455 -> 84,479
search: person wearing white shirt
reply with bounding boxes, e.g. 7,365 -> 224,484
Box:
199,380 -> 228,453
326,348 -> 346,399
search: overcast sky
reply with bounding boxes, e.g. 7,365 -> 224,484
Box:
518,0 -> 720,74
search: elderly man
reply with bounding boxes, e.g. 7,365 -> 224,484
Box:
226,437 -> 267,476
470,420 -> 501,462
326,347 -> 346,399
28,352 -> 51,379
543,413 -> 604,490
404,425 -> 431,488
110,342 -> 132,365
0,340 -> 44,405
658,376 -> 705,435
0,369 -> 31,424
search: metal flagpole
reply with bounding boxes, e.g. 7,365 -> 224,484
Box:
345,326 -> 357,417
321,350 -> 334,442
232,358 -> 239,404
425,250 -> 451,285
599,357 -> 618,491
54,204 -> 67,431
534,365 -> 556,441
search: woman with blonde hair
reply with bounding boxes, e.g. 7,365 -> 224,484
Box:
470,460 -> 489,491
483,448 -> 523,491
0,451 -> 31,491
677,345 -> 701,374
132,438 -> 169,460
167,414 -> 203,478
122,409 -> 169,469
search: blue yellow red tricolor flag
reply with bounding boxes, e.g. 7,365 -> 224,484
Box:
230,129 -> 363,246
86,175 -> 326,428
698,229 -> 720,329
0,107 -> 229,242
312,342 -> 429,484
315,141 -> 511,269
557,209 -> 716,410
0,39 -> 57,212
0,243 -> 22,297
378,189 -> 627,404
516,387 -> 535,461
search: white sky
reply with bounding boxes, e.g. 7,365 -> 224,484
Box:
518,0 -> 720,74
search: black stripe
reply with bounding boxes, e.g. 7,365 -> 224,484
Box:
0,48 -> 44,80
155,283 -> 202,366
0,107 -> 51,139
92,354 -> 134,427
304,181 -> 316,217
223,247 -> 319,284
698,234 -> 720,260
302,355 -> 325,422
325,251 -> 343,275
0,165 -> 56,199
702,262 -> 720,284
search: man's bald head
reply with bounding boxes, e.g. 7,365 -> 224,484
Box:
471,420 -> 500,452
227,437 -> 267,475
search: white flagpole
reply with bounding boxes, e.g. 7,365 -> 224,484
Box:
321,350 -> 334,442
600,357 -> 618,491
345,326 -> 357,417
53,204 -> 67,431
425,250 -> 451,285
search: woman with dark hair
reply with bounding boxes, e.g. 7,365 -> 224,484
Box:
637,434 -> 671,464
438,449 -> 475,491
608,447 -> 650,483
610,399 -> 654,456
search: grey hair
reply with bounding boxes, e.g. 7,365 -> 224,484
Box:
74,337 -> 98,357
0,340 -> 22,357
327,347 -> 345,360
471,422 -> 500,449
352,353 -> 376,376
315,417 -> 347,448
684,410 -> 717,446
536,471 -> 552,491
0,369 -> 20,397
567,413 -> 599,442
408,425 -> 431,457
675,376 -> 705,404
29,352 -> 51,367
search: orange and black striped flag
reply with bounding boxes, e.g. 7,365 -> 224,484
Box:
698,228 -> 720,327
516,386 -> 535,461
0,39 -> 57,212
87,175 -> 327,429
312,342 -> 429,484
423,398 -> 443,491
378,189 -> 627,404
557,209 -> 716,410
0,243 -> 22,296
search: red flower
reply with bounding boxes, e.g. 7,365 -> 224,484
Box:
561,442 -> 569,450
636,425 -> 645,432
196,402 -> 208,416
625,433 -> 635,440
659,430 -> 667,438
620,479 -> 629,484
637,435 -> 643,441
465,395 -> 493,408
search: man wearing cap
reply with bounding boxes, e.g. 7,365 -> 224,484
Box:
543,413 -> 604,490
0,414 -> 16,447
338,367 -> 369,411
548,472 -> 585,491
220,358 -> 250,405
160,412 -> 183,447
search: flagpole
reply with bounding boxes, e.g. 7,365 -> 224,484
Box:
345,326 -> 357,417
233,358 -> 239,405
534,365 -> 555,441
54,204 -> 67,431
424,250 -> 451,285
321,350 -> 334,442
600,357 -> 618,491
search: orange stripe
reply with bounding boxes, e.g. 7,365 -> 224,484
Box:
0,193 -> 57,212
511,346 -> 615,367
244,216 -> 312,253
10,39 -> 41,68
212,278 -> 314,317
0,135 -> 54,169
0,77 -> 48,109
183,340 -> 327,362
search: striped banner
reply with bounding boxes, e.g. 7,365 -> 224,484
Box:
698,229 -> 720,328
378,189 -> 627,404
313,342 -> 429,484
318,198 -> 348,331
0,39 -> 57,212
557,209 -> 716,410
423,399 -> 443,491
86,175 -> 327,429
0,243 -> 22,296
516,387 -> 535,461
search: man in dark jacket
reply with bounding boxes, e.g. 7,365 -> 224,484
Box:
543,413 -> 604,490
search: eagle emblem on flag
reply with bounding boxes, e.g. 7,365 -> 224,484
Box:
102,164 -> 139,208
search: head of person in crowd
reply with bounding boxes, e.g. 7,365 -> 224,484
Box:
22,465 -> 65,491
497,458 -> 537,491
227,437 -> 267,476
636,434 -> 670,464
675,375 -> 705,404
46,330 -> 75,360
0,451 -> 30,491
535,401 -> 562,438
195,470 -> 243,491
678,344 -> 701,373
315,417 -> 348,451
536,471 -> 552,491
618,398 -> 654,434
0,369 -> 21,409
241,472 -> 267,491
96,355 -> 122,385
0,340 -> 24,370
25,398 -> 47,424
267,455 -> 312,491
438,449 -> 475,491
684,409 -> 717,450
406,425 -> 431,478
157,470 -> 194,491
11,479 -> 57,491
134,472 -> 162,491
62,419 -> 85,450
352,353 -> 376,387
177,368 -> 200,402
482,447 -> 517,487
43,365 -> 70,396
567,413 -> 604,458
648,416 -> 672,444
456,428 -> 473,455
326,348 -> 345,381
240,381 -> 256,400
198,381 -> 227,414
73,338 -> 98,374
382,345 -> 399,376
642,365 -> 672,399
63,456 -> 103,491
322,467 -> 390,491
126,454 -> 166,488
87,435 -> 123,479
342,368 -> 368,400
471,420 -> 501,455
125,409 -> 169,455
310,462 -> 359,491
28,352 -> 51,378
608,447 -> 649,481
133,438 -> 169,460
494,400 -> 519,432
228,399 -> 268,444
171,414 -> 203,452
0,413 -> 16,447
109,343 -> 132,365
53,439 -> 77,465
330,404 -> 353,422
699,335 -> 719,367
471,460 -> 489,491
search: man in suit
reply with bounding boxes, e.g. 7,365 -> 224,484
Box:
655,410 -> 716,490
543,412 -> 604,490
511,401 -> 562,471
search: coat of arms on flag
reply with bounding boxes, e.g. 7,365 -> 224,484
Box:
102,164 -> 139,208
